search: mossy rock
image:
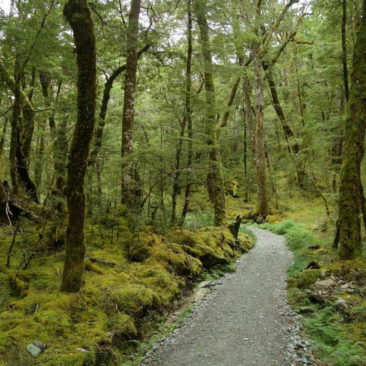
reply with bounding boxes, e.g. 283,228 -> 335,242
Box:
168,227 -> 253,268
290,269 -> 322,289
133,232 -> 203,277
326,260 -> 366,285
169,229 -> 229,268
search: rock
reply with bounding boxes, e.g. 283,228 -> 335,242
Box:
76,348 -> 88,353
334,298 -> 348,310
314,278 -> 337,288
26,344 -> 43,357
33,341 -> 47,351
198,281 -> 210,289
306,262 -> 321,270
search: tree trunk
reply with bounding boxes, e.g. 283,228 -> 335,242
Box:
171,119 -> 186,225
194,0 -> 226,226
39,73 -> 66,212
341,0 -> 350,102
335,0 -> 366,260
0,116 -> 8,178
61,0 -> 96,292
179,0 -> 194,227
264,65 -> 306,188
252,36 -> 268,220
242,109 -> 249,203
121,0 -> 142,211
34,119 -> 46,187
0,57 -> 38,201
173,0 -> 193,226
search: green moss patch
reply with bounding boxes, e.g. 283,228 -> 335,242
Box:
0,221 -> 253,365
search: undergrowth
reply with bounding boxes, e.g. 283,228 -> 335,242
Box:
0,217 -> 253,365
261,219 -> 366,366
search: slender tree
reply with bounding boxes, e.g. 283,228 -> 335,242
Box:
194,0 -> 226,226
61,0 -> 96,292
335,0 -> 366,259
121,0 -> 142,211
179,0 -> 194,226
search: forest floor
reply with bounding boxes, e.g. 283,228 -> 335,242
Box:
141,227 -> 311,366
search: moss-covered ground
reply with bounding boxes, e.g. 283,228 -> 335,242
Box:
0,212 -> 253,366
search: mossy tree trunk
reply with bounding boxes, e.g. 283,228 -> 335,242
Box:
335,0 -> 366,260
0,58 -> 38,202
121,0 -> 142,212
61,0 -> 96,292
264,66 -> 306,188
39,73 -> 66,212
172,0 -> 193,226
194,0 -> 226,227
179,0 -> 194,226
252,21 -> 268,220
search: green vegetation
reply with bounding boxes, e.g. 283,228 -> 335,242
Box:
0,219 -> 253,365
261,218 -> 366,366
0,0 -> 365,364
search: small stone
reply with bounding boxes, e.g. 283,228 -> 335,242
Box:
76,348 -> 88,353
334,298 -> 348,309
315,278 -> 336,288
26,344 -> 42,357
33,341 -> 47,351
198,281 -> 210,289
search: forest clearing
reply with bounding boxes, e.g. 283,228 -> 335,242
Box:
0,0 -> 366,365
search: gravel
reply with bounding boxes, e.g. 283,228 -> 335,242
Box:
141,227 -> 313,366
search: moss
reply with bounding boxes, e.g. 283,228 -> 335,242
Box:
168,228 -> 247,268
290,269 -> 322,289
325,259 -> 366,284
0,220 -> 253,365
8,272 -> 29,298
137,232 -> 203,277
85,261 -> 105,275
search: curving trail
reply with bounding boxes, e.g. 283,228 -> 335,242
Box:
142,227 -> 298,366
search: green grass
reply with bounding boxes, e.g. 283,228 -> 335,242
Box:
261,220 -> 319,276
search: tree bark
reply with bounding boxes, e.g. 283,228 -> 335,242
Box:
39,73 -> 66,212
173,0 -> 194,226
121,0 -> 142,211
341,0 -> 350,102
253,43 -> 268,220
335,0 -> 366,260
194,0 -> 226,226
263,65 -> 306,187
179,0 -> 194,227
61,0 -> 96,292
0,58 -> 38,201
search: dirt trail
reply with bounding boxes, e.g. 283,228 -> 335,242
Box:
141,227 -> 308,366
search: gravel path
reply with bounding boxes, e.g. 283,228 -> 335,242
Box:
142,227 -> 309,366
